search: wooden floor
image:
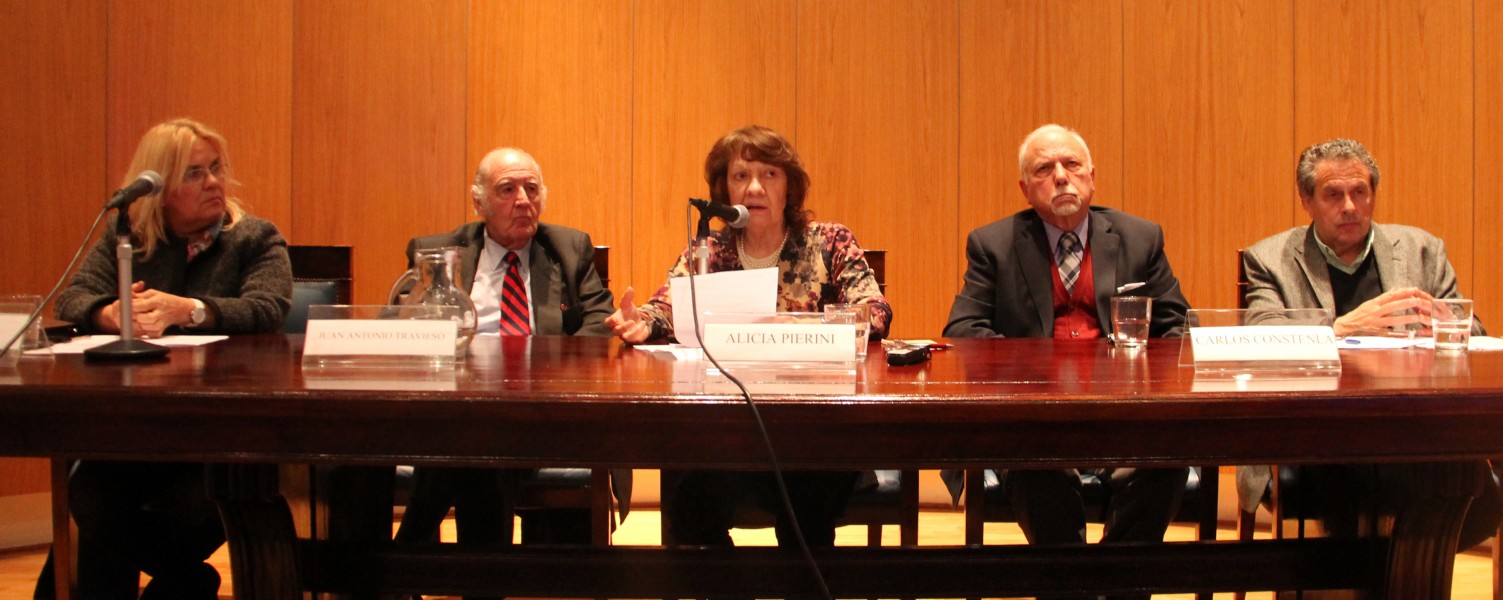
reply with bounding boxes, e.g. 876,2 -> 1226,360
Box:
0,508 -> 1494,599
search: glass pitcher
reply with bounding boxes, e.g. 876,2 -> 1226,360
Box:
387,246 -> 477,356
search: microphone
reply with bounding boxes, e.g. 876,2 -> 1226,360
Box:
104,171 -> 163,210
689,197 -> 749,229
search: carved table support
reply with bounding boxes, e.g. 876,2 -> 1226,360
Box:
208,463 -> 301,600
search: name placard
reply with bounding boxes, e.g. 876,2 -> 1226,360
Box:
0,314 -> 26,349
702,323 -> 854,363
304,320 -> 457,357
1189,325 -> 1339,362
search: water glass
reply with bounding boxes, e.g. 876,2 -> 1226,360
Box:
1431,298 -> 1473,353
1110,296 -> 1152,348
823,303 -> 872,360
0,294 -> 47,357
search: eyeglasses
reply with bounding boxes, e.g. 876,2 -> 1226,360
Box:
183,161 -> 226,184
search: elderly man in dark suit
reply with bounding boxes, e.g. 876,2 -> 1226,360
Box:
316,149 -> 624,600
943,124 -> 1190,600
1240,137 -> 1499,550
394,148 -> 622,557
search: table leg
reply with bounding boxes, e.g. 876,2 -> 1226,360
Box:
207,463 -> 301,600
1380,461 -> 1486,599
49,458 -> 74,600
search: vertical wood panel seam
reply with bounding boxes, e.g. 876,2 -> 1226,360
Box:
954,0 -> 961,291
1119,0 -> 1127,213
103,0 -> 112,207
463,0 -> 471,231
1289,0 -> 1298,228
1470,0 -> 1477,297
792,0 -> 800,147
290,0 -> 298,241
628,0 -> 636,287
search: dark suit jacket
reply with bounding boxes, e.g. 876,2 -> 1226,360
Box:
405,221 -> 628,513
944,206 -> 1190,339
405,222 -> 615,337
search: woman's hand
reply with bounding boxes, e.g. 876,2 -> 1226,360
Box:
103,283 -> 196,338
92,281 -> 144,334
604,287 -> 652,344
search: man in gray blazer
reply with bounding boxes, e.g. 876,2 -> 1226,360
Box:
944,124 -> 1190,600
1243,138 -> 1482,338
1241,137 -> 1498,549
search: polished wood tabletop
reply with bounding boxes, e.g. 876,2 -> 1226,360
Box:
2,334 -> 1499,469
3,334 -> 1497,599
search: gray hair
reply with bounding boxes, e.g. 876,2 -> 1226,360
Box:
1296,138 -> 1379,198
471,147 -> 547,206
1017,124 -> 1093,178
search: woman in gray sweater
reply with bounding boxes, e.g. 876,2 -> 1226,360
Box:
37,118 -> 291,600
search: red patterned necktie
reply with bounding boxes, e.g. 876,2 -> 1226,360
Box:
499,252 -> 532,336
1057,232 -> 1081,292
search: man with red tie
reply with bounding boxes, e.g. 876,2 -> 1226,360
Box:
403,147 -> 614,338
943,124 -> 1190,600
393,148 -> 619,593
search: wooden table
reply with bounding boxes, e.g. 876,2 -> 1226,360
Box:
1,334 -> 1497,598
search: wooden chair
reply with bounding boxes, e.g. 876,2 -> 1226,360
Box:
282,245 -> 354,333
1234,248 -> 1308,550
280,246 -> 354,546
511,246 -> 623,545
958,251 -> 1220,599
960,467 -> 1219,549
658,249 -> 919,548
373,246 -> 623,549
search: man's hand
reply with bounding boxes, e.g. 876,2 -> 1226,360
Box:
1333,287 -> 1436,337
604,287 -> 653,344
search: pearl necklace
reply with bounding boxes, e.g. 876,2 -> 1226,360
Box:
737,230 -> 788,270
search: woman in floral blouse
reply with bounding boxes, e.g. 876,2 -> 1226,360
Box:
607,125 -> 892,343
605,124 -> 893,550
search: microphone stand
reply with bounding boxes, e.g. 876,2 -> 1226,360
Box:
84,209 -> 169,360
692,212 -> 714,275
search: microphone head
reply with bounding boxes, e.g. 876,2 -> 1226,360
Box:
105,170 -> 167,209
727,204 -> 750,229
137,170 -> 164,194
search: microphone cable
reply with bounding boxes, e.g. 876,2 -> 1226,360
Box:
681,204 -> 834,600
1,208 -> 111,356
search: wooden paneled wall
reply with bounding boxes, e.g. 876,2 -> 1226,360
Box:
2,0 -> 1500,495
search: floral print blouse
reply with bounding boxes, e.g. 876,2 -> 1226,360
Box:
638,221 -> 893,343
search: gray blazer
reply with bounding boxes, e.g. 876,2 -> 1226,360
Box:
1237,223 -> 1484,512
1242,223 -> 1484,335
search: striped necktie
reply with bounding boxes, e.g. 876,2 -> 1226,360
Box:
1057,232 -> 1082,292
499,252 -> 532,336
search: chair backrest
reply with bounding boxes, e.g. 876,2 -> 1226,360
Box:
592,245 -> 610,289
283,245 -> 354,334
1236,249 -> 1249,308
865,249 -> 886,294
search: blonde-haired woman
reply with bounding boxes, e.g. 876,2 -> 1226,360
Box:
57,118 -> 291,336
38,118 -> 291,599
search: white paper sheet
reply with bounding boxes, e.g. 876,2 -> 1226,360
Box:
630,344 -> 705,360
668,268 -> 777,347
37,334 -> 229,354
1412,335 -> 1503,351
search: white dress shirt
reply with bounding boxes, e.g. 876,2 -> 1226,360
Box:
471,234 -> 536,334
